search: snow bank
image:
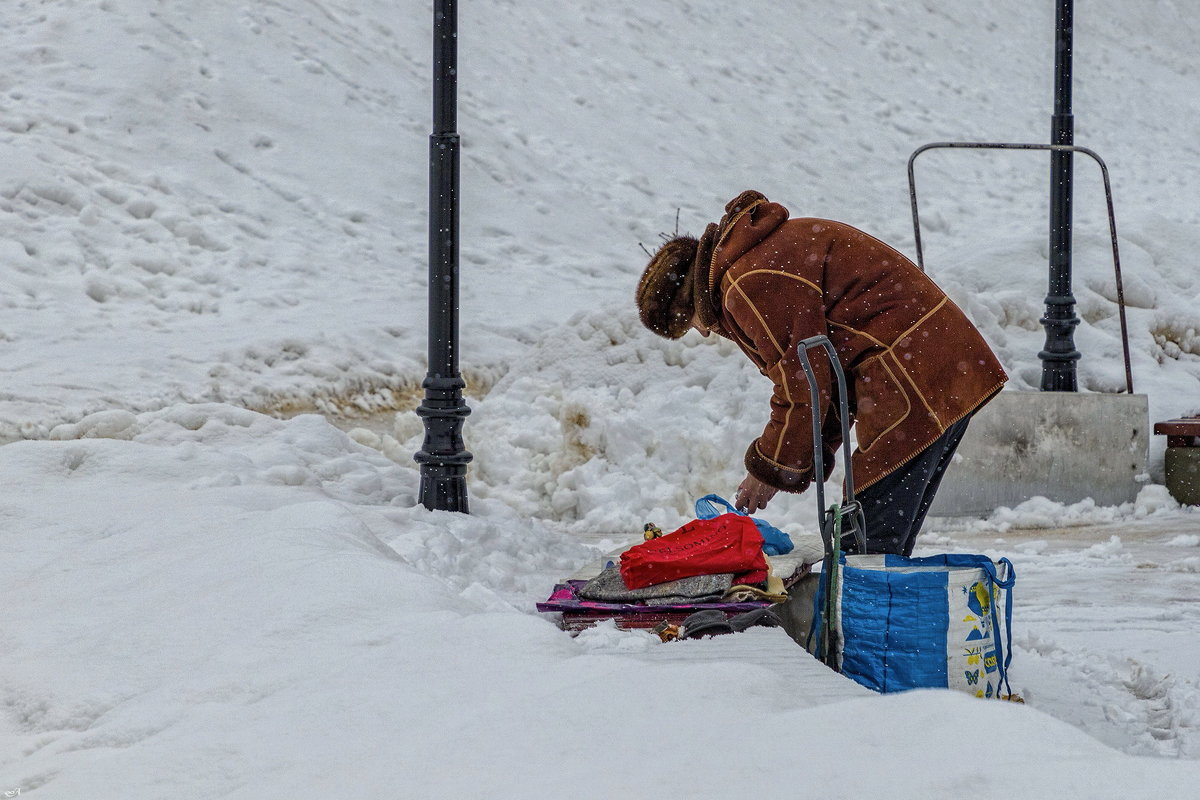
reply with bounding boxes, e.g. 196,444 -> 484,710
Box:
969,484 -> 1188,533
4,405 -> 1200,797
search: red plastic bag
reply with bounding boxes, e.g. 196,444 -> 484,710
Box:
620,514 -> 767,590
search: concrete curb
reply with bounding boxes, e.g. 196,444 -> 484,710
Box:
930,391 -> 1149,516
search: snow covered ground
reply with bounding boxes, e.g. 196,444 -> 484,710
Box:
2,0 -> 1200,797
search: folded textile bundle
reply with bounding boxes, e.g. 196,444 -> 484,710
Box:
537,501 -> 823,635
578,566 -> 735,606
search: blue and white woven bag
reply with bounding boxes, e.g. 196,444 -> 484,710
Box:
815,553 -> 1016,697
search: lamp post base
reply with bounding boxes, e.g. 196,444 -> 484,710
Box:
414,375 -> 472,513
417,466 -> 470,513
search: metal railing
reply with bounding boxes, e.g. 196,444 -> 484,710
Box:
907,142 -> 1134,394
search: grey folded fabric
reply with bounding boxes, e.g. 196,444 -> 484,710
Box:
577,566 -> 735,604
680,609 -> 735,638
643,593 -> 727,606
680,608 -> 782,639
728,607 -> 782,632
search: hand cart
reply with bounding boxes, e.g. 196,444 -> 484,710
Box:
796,335 -> 867,669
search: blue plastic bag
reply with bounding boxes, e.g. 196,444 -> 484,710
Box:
811,553 -> 1016,696
694,494 -> 794,556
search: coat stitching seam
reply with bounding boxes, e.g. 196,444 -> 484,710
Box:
735,269 -> 822,295
889,348 -> 943,433
710,200 -> 768,295
894,296 -> 948,345
772,360 -> 795,463
728,280 -> 797,463
729,281 -> 785,359
852,379 -> 1006,492
828,319 -> 888,348
752,440 -> 813,476
857,353 -> 912,454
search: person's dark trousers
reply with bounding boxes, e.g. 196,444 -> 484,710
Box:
845,414 -> 973,557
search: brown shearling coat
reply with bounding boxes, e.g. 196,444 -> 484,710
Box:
695,191 -> 1007,494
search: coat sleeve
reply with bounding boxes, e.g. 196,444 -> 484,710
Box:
723,270 -> 838,493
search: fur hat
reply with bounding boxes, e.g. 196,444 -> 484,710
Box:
637,193 -> 768,340
636,235 -> 699,339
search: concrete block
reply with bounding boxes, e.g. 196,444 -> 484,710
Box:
929,392 -> 1149,517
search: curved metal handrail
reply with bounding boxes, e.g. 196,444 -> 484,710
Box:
907,141 -> 1133,394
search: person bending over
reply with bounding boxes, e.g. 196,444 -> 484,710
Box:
635,190 -> 1006,556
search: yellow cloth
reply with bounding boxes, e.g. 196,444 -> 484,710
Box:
722,582 -> 788,603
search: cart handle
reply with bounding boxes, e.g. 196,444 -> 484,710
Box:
797,335 -> 858,515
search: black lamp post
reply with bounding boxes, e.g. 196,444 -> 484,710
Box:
415,0 -> 472,512
1039,0 -> 1080,391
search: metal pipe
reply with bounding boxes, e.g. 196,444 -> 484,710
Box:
415,0 -> 472,512
907,141 -> 1134,394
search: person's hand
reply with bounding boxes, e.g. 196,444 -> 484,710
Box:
735,474 -> 778,514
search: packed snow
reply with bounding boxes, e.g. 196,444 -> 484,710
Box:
2,0 -> 1200,797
